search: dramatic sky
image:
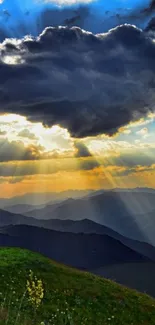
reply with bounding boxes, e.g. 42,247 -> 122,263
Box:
0,0 -> 155,197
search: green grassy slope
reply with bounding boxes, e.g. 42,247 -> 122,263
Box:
0,247 -> 155,325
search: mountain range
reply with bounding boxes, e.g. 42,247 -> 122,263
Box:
0,189 -> 94,208
1,190 -> 155,244
9,190 -> 155,245
0,224 -> 150,270
1,188 -> 155,296
0,209 -> 155,260
2,187 -> 155,208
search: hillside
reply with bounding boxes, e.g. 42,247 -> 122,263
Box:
0,209 -> 35,226
0,224 -> 148,270
0,248 -> 155,325
92,262 -> 155,298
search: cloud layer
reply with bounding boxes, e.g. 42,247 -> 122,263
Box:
0,24 -> 155,138
0,138 -> 42,162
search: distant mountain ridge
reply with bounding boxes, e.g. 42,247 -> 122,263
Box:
1,189 -> 155,258
1,189 -> 155,245
0,189 -> 95,207
23,190 -> 155,219
18,191 -> 155,245
1,187 -> 155,208
4,203 -> 46,214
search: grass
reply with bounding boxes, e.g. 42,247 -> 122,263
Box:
0,247 -> 155,324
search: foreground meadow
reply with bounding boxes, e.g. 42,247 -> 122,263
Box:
0,247 -> 155,325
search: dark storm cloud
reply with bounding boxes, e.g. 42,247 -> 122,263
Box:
150,0 -> 155,11
144,0 -> 155,32
142,0 -> 155,13
74,141 -> 100,170
144,17 -> 155,31
1,25 -> 155,137
74,141 -> 92,157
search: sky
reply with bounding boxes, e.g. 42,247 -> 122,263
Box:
0,0 -> 154,38
0,0 -> 155,197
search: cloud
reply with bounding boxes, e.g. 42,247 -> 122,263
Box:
18,129 -> 38,140
0,177 -> 8,184
87,139 -> 155,169
118,127 -> 132,135
145,17 -> 155,33
0,138 -> 43,162
38,125 -> 73,151
1,25 -> 155,138
110,147 -> 155,168
78,158 -> 100,170
140,0 -> 155,17
128,117 -> 154,128
74,141 -> 92,157
0,129 -> 6,136
146,0 -> 155,13
0,156 -> 100,177
74,141 -> 100,170
0,139 -> 154,177
136,127 -> 148,135
9,176 -> 25,184
114,164 -> 155,177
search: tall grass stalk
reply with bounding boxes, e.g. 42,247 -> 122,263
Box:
14,289 -> 27,325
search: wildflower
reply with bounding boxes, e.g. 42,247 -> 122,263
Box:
26,269 -> 44,310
